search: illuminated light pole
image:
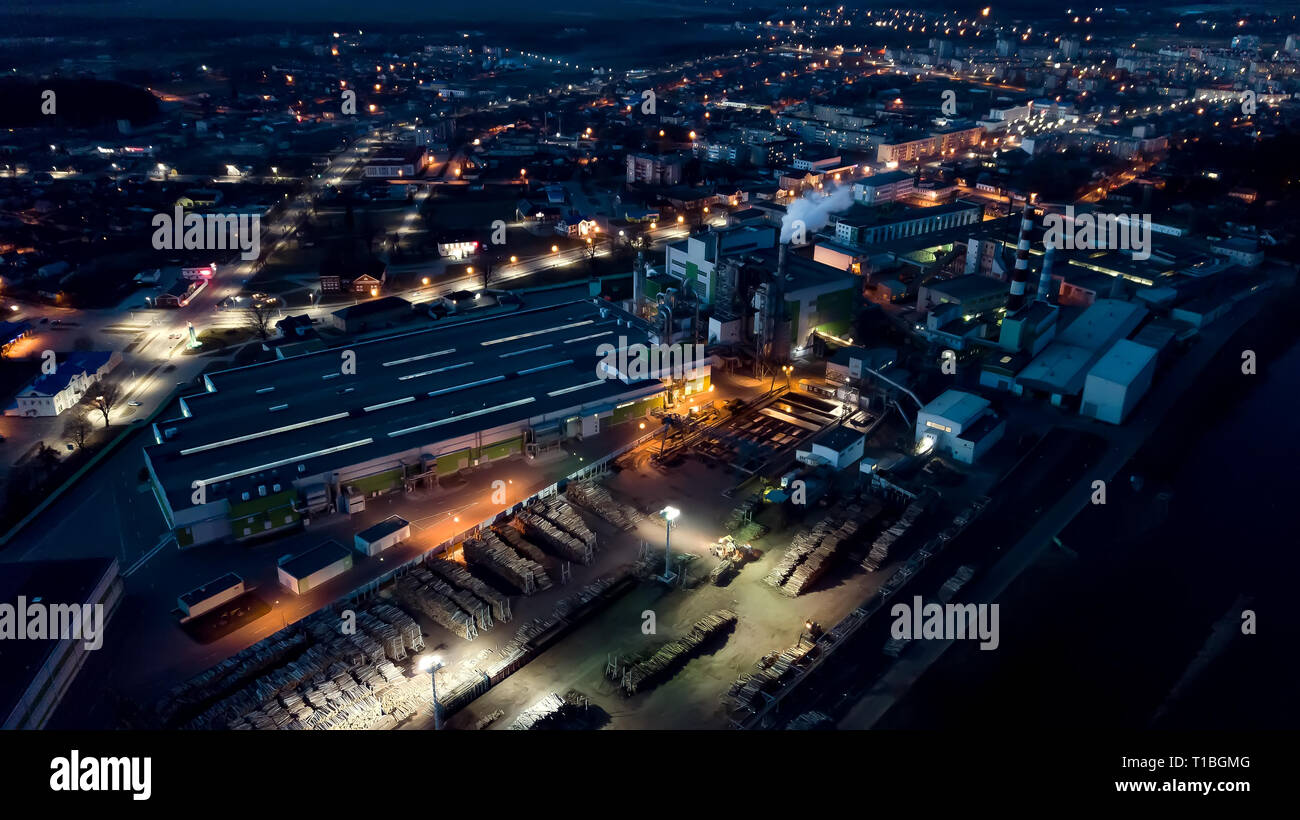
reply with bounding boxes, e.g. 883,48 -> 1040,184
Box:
417,654 -> 445,729
658,506 -> 680,585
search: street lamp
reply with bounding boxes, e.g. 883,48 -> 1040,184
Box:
417,653 -> 446,729
657,506 -> 680,585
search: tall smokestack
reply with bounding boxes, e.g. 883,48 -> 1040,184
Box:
778,241 -> 789,279
633,250 -> 645,314
1008,202 -> 1033,311
1037,244 -> 1056,303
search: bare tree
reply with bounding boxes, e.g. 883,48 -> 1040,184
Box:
243,301 -> 278,341
62,407 -> 94,451
87,379 -> 122,428
479,251 -> 497,289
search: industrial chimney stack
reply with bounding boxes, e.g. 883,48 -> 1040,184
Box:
1037,244 -> 1056,303
1008,202 -> 1033,311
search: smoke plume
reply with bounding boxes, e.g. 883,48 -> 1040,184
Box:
780,185 -> 853,244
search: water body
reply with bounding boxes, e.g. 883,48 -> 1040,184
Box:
880,315 -> 1300,730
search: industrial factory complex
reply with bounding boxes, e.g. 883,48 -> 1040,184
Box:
4,6 -> 1297,789
145,300 -> 707,547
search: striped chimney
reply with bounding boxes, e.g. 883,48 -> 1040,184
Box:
1008,202 -> 1033,311
1037,243 -> 1057,303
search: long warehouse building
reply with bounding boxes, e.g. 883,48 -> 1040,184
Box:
145,300 -> 709,547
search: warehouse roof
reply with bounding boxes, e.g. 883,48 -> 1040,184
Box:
1057,298 -> 1147,351
920,389 -> 989,425
1087,339 -> 1158,386
925,274 -> 1008,301
146,301 -> 663,511
279,541 -> 351,580
1015,342 -> 1095,395
356,516 -> 410,543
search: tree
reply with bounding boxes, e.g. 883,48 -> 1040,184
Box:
62,408 -> 93,451
243,301 -> 277,341
479,251 -> 498,289
87,379 -> 122,427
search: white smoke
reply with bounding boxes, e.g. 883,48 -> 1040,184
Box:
780,185 -> 854,244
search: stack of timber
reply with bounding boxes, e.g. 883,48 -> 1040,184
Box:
508,692 -> 570,730
724,495 -> 762,533
622,609 -> 737,695
357,610 -> 407,661
709,559 -> 738,586
862,492 -> 931,572
566,480 -> 642,530
781,507 -> 875,596
393,576 -> 478,641
786,711 -> 833,730
157,629 -> 306,726
765,519 -> 834,588
515,511 -> 593,565
464,536 -> 546,594
368,603 -> 425,653
426,560 -> 512,623
938,565 -> 976,603
534,497 -> 597,550
725,639 -> 817,713
492,526 -> 550,565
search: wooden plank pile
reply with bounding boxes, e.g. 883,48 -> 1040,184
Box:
356,610 -> 407,662
508,692 -> 570,730
621,609 -> 737,696
369,603 -> 425,653
464,536 -> 545,594
786,711 -> 832,730
157,629 -> 307,726
781,514 -> 865,597
938,565 -> 976,603
709,559 -> 738,586
493,525 -> 550,565
863,493 -> 930,572
427,560 -> 512,623
535,497 -> 597,549
566,480 -> 642,530
348,632 -> 387,664
393,576 -> 478,641
376,672 -> 432,724
725,640 -> 817,713
515,512 -> 593,565
765,519 -> 834,588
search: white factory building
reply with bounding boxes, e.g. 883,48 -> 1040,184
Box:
915,389 -> 1006,465
1079,339 -> 1159,424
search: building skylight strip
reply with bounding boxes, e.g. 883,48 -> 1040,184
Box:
178,412 -> 350,456
196,438 -> 375,486
398,361 -> 473,381
364,396 -> 415,412
480,320 -> 593,346
387,397 -> 535,438
517,359 -> 574,376
426,375 -> 504,398
564,331 -> 615,344
547,379 -> 605,397
382,348 -> 456,367
498,343 -> 554,358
